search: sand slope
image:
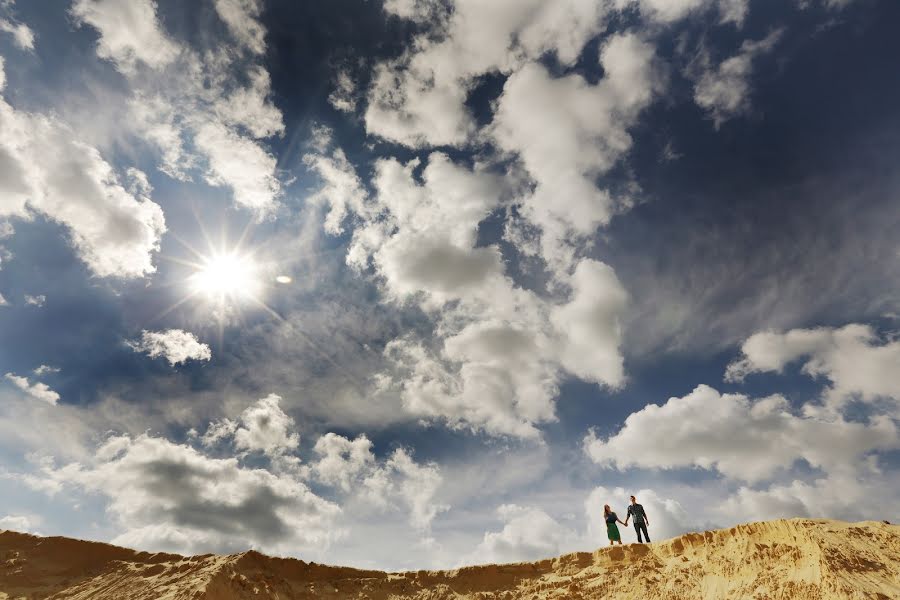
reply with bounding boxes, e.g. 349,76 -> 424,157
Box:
2,519 -> 898,599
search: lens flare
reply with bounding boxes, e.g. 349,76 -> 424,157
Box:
190,252 -> 261,301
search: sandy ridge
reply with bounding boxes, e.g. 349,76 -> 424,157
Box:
1,518 -> 898,599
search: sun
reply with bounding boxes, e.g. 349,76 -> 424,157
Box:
189,252 -> 262,301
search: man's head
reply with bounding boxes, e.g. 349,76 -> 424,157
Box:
630,495 -> 637,504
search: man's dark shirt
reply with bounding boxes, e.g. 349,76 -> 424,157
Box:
627,503 -> 647,524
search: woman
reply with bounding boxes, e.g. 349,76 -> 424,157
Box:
604,504 -> 627,546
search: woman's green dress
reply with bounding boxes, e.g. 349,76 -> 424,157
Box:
606,512 -> 621,541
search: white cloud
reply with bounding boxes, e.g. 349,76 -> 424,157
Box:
32,365 -> 60,376
73,0 -> 284,213
24,294 -> 45,307
70,0 -> 179,73
231,394 -> 300,457
213,0 -> 267,55
23,433 -> 342,555
725,323 -> 900,408
0,17 -> 34,50
328,69 -> 357,113
130,329 -> 212,366
718,470 -> 900,525
311,433 -> 448,533
366,0 -> 612,147
551,259 -> 628,387
0,89 -> 166,278
693,30 -> 782,127
0,514 -> 38,532
492,32 -> 663,271
0,293 -> 7,307
193,121 -> 281,211
307,145 -> 629,438
312,432 -> 375,491
584,384 -> 899,482
470,504 -> 575,564
4,373 -> 60,405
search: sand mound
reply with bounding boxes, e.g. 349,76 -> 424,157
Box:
2,519 -> 898,599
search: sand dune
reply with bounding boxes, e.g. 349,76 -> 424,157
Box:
1,519 -> 898,599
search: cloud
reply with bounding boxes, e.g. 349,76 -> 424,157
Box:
33,365 -> 60,376
70,0 -> 179,73
551,260 -> 628,387
306,145 -> 629,438
584,384 -> 899,482
4,373 -> 60,405
311,433 -> 448,533
470,504 -> 576,564
23,433 -> 342,555
73,0 -> 284,213
0,87 -> 166,277
197,399 -> 448,535
492,32 -> 664,271
203,394 -> 299,458
24,294 -> 45,307
366,0 -> 611,147
0,514 -> 38,533
130,329 -> 212,366
213,0 -> 267,55
0,17 -> 34,50
0,292 -> 7,307
692,30 -> 782,127
328,69 -> 357,113
724,323 -> 900,408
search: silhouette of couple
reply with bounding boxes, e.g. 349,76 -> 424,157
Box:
603,495 -> 650,546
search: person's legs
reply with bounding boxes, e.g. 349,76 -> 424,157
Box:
638,523 -> 650,542
634,524 -> 643,543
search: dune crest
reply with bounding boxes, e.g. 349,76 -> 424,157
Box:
1,519 -> 898,599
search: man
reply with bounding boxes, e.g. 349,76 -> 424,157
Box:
624,495 -> 650,543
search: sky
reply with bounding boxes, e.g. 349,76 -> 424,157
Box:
0,0 -> 898,571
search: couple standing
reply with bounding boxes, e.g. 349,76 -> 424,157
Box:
603,495 -> 650,546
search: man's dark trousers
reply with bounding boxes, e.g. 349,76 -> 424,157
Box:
634,522 -> 650,543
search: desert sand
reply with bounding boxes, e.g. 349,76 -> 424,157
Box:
1,519 -> 898,599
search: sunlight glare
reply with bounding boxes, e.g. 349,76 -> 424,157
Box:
190,253 -> 261,301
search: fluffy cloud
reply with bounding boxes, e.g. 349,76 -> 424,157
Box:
307,142 -> 629,438
312,433 -> 448,532
0,17 -> 34,50
203,394 -> 299,458
0,514 -> 38,533
70,0 -> 179,72
692,30 -> 781,126
368,0 -> 611,147
130,329 -> 212,366
625,0 -> 748,24
4,373 -> 59,405
24,433 -> 342,555
492,33 -> 663,269
725,323 -> 900,408
584,384 -> 899,482
328,69 -> 357,113
213,0 -> 267,55
470,504 -> 575,564
73,0 -> 284,212
24,294 -> 45,307
0,88 -> 166,277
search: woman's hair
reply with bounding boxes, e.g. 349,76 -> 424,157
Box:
603,504 -> 611,517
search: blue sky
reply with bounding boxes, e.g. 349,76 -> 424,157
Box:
0,0 -> 898,570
